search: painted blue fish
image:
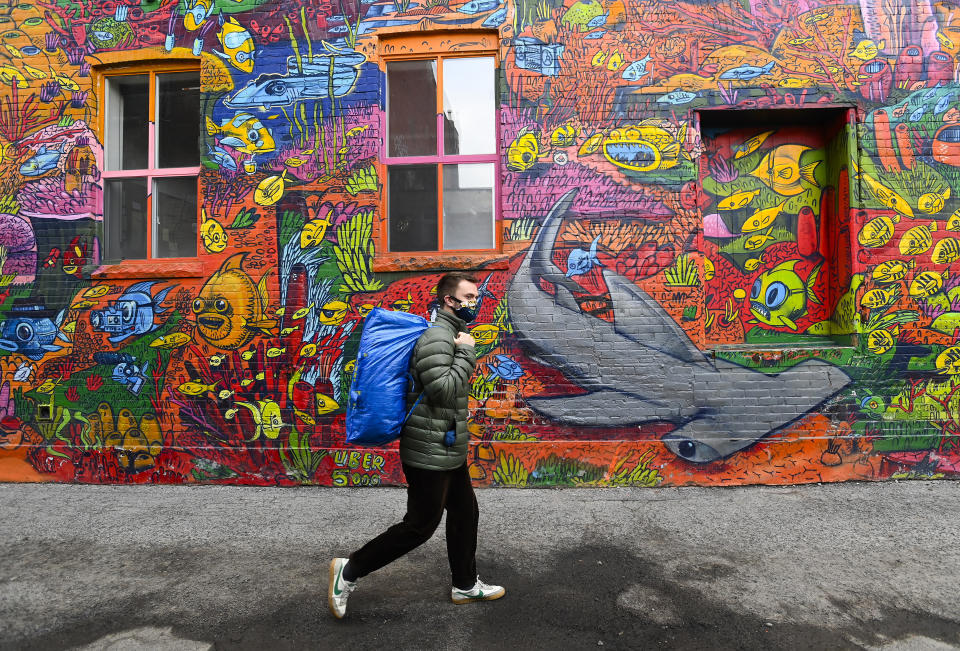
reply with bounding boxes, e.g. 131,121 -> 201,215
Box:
621,55 -> 652,81
922,82 -> 942,102
566,235 -> 603,278
208,146 -> 238,171
0,300 -> 70,361
718,60 -> 775,80
90,281 -> 173,344
95,352 -> 150,395
487,354 -> 525,381
910,105 -> 925,121
328,24 -> 349,33
226,42 -> 366,108
586,12 -> 608,28
19,143 -> 64,177
459,0 -> 499,13
584,29 -> 606,39
481,6 -> 507,26
514,37 -> 564,76
935,92 -> 954,114
657,90 -> 697,105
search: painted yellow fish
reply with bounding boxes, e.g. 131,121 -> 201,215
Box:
35,378 -> 61,394
150,332 -> 192,348
295,409 -> 316,425
266,346 -> 286,358
200,212 -> 227,253
218,389 -> 234,400
62,321 -> 77,333
703,257 -> 715,280
280,326 -> 298,335
858,214 -> 900,248
299,343 -> 317,358
917,186 -> 950,214
933,237 -> 960,264
177,379 -> 220,396
749,144 -> 819,196
241,350 -> 256,361
550,124 -> 579,147
850,39 -> 884,60
909,270 -> 947,298
578,133 -> 604,157
209,354 -> 227,366
860,286 -> 901,310
733,130 -> 774,159
392,294 -> 414,311
292,303 -> 313,320
507,127 -> 540,172
318,301 -> 350,326
300,217 -> 332,248
744,254 -> 766,272
936,345 -> 960,374
0,65 -> 27,88
899,222 -> 937,256
871,259 -> 915,284
743,227 -> 776,251
22,64 -> 45,80
84,285 -> 111,298
254,171 -> 287,206
470,324 -> 500,346
946,209 -> 960,232
741,200 -> 788,233
866,326 -> 896,354
70,300 -> 97,309
215,17 -> 254,73
718,188 -> 761,210
317,393 -> 340,415
854,164 -> 914,217
205,112 -> 275,156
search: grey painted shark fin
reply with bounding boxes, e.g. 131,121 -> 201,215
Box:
604,269 -> 705,363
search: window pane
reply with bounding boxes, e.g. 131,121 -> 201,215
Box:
389,165 -> 437,252
443,164 -> 494,250
154,177 -> 197,258
443,57 -> 495,156
387,60 -> 437,157
106,75 -> 148,170
104,178 -> 147,260
157,72 -> 200,168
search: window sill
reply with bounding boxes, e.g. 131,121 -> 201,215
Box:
91,259 -> 205,279
372,252 -> 512,273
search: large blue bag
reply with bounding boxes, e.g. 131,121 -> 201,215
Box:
346,307 -> 429,446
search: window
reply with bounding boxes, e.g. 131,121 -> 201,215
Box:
101,65 -> 200,261
697,107 -> 854,346
385,54 -> 497,252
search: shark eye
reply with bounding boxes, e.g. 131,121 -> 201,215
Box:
264,80 -> 286,96
120,301 -> 135,321
764,281 -> 788,308
15,322 -> 33,341
192,298 -> 205,313
750,278 -> 761,299
214,298 -> 229,312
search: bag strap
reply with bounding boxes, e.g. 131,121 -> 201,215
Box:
402,391 -> 425,425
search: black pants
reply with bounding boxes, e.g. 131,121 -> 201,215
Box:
348,462 -> 479,590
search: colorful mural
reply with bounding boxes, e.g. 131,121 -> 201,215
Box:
0,0 -> 958,487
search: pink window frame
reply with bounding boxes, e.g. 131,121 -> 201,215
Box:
100,68 -> 201,261
382,53 -> 501,254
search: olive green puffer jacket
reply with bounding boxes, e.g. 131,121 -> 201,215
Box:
399,310 -> 476,471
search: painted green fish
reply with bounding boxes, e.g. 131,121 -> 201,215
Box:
748,259 -> 822,330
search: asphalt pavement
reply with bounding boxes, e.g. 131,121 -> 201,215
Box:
1,480 -> 959,650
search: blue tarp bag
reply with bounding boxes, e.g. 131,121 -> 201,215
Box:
346,307 -> 429,446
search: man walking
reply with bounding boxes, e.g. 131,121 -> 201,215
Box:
329,272 -> 505,619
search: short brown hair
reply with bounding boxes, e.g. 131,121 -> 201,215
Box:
436,272 -> 478,302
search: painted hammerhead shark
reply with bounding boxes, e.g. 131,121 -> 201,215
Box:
507,189 -> 852,463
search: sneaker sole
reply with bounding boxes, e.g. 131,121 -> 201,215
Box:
328,559 -> 345,619
451,590 -> 505,605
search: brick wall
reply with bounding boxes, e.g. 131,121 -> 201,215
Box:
0,0 -> 957,486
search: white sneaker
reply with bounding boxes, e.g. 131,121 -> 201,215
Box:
451,577 -> 505,604
328,558 -> 357,618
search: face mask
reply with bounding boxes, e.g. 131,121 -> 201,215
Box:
450,298 -> 478,323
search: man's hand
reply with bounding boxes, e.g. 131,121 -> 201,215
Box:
454,332 -> 475,347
